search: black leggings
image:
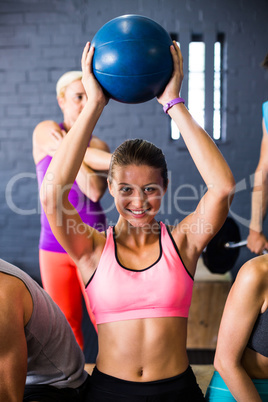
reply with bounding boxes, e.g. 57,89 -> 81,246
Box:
23,375 -> 91,402
88,366 -> 205,401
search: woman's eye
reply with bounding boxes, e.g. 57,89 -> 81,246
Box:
121,187 -> 131,193
144,187 -> 154,193
73,95 -> 84,102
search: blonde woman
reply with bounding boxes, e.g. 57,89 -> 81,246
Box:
33,70 -> 111,354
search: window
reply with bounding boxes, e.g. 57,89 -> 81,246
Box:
171,33 -> 225,142
213,36 -> 223,140
188,38 -> 205,129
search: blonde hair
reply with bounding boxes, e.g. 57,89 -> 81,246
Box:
56,71 -> 83,97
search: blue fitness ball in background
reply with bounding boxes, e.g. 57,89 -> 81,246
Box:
91,14 -> 173,104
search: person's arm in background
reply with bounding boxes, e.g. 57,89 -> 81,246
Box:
247,119 -> 268,254
214,258 -> 266,402
32,120 -> 66,162
0,276 -> 32,402
33,120 -> 111,202
75,135 -> 111,202
84,143 -> 111,171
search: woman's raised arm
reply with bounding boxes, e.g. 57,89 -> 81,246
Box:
40,43 -> 108,274
157,42 -> 235,271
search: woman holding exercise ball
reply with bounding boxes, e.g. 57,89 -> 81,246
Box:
40,41 -> 235,401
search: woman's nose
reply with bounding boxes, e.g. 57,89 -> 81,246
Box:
131,189 -> 146,207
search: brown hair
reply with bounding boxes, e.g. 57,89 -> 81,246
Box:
261,53 -> 268,70
108,139 -> 168,189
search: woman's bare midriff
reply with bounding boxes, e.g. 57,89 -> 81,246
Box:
96,316 -> 189,382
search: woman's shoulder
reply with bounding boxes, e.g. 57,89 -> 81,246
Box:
33,120 -> 60,133
32,120 -> 62,165
33,120 -> 61,142
237,255 -> 268,291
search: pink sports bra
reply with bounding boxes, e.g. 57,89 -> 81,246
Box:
85,222 -> 194,325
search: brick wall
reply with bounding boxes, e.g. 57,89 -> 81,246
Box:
0,0 -> 267,279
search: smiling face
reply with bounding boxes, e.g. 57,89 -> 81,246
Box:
108,164 -> 167,227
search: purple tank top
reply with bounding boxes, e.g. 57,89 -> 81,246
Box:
36,124 -> 107,253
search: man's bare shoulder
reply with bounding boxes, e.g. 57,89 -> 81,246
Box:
0,273 -> 32,325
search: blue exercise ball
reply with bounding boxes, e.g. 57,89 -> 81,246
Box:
91,15 -> 173,104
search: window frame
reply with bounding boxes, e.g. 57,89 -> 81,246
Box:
169,32 -> 226,147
